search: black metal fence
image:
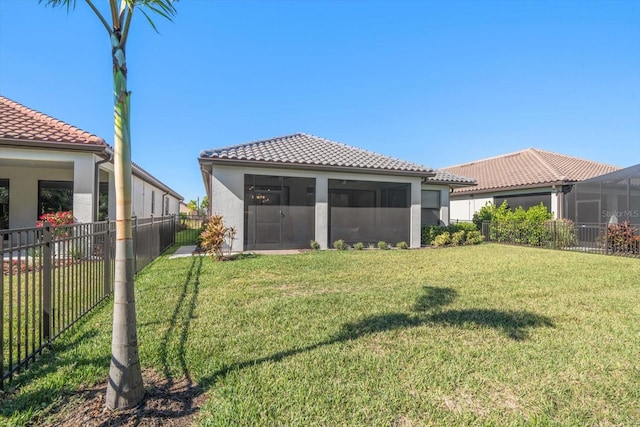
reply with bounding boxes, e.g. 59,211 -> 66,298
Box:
175,214 -> 206,246
481,220 -> 640,258
1,215 -> 176,389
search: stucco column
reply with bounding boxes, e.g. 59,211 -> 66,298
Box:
439,188 -> 450,226
73,157 -> 96,223
315,176 -> 328,249
410,179 -> 421,248
551,189 -> 560,219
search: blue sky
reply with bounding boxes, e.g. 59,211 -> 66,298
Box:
1,0 -> 638,204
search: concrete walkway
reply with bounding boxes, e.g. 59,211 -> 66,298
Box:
169,246 -> 302,259
169,245 -> 199,259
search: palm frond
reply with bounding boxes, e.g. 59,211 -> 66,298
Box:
39,0 -> 77,12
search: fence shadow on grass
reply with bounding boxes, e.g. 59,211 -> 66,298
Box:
1,257 -> 205,425
159,255 -> 203,384
0,329 -> 107,417
198,285 -> 555,391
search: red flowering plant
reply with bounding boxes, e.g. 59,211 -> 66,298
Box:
36,211 -> 75,237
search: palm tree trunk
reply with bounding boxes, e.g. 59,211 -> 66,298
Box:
105,56 -> 144,409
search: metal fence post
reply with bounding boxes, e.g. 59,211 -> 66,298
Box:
0,232 -> 4,390
103,222 -> 111,296
133,216 -> 138,274
42,224 -> 52,343
171,214 -> 176,246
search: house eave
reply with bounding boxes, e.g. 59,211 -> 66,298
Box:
425,179 -> 478,188
0,138 -> 108,156
450,180 -> 573,196
198,157 -> 436,178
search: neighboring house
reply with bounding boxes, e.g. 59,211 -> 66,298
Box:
199,133 -> 474,250
564,163 -> 640,225
441,148 -> 620,221
0,95 -> 183,232
179,201 -> 191,215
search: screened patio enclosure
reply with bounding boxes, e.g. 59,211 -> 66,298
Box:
564,163 -> 640,225
329,179 -> 410,245
244,174 -> 315,250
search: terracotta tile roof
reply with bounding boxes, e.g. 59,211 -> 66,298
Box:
0,95 -> 105,146
442,148 -> 621,194
201,133 -> 437,176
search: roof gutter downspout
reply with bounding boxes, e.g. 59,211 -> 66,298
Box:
94,152 -> 113,222
161,192 -> 169,216
199,162 -> 213,216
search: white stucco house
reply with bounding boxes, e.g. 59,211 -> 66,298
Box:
441,148 -> 620,222
0,95 -> 183,232
199,133 -> 474,250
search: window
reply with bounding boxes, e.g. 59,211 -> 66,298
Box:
98,182 -> 109,221
164,197 -> 170,215
494,193 -> 551,212
151,190 -> 156,215
421,190 -> 441,225
1,179 -> 8,230
38,180 -> 73,217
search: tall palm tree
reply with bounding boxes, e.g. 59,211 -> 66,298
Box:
41,0 -> 177,409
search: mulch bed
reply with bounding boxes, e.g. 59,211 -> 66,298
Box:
37,370 -> 207,426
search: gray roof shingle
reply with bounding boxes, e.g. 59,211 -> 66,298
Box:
428,170 -> 477,186
201,133 -> 449,178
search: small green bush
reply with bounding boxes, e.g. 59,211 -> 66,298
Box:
377,241 -> 390,250
421,225 -> 447,245
552,219 -> 576,249
421,222 -> 478,246
310,240 -> 321,250
432,232 -> 451,247
333,239 -> 349,250
353,242 -> 364,250
396,241 -> 409,250
466,230 -> 485,245
473,202 -> 496,230
450,222 -> 477,233
450,230 -> 465,246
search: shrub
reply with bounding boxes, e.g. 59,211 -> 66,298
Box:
333,239 -> 349,250
602,221 -> 639,254
550,219 -> 576,249
422,223 -> 480,246
421,225 -> 447,245
353,242 -> 364,250
377,241 -> 389,250
450,230 -> 465,246
199,215 -> 236,260
36,211 -> 75,237
396,241 -> 409,250
466,230 -> 485,245
310,240 -> 321,250
472,202 -> 496,230
432,232 -> 451,247
449,222 -> 477,233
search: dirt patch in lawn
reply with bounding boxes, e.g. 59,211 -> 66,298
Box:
41,370 -> 206,426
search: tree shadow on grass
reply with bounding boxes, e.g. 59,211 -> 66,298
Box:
1,256 -> 206,425
199,285 -> 555,390
3,281 -> 555,424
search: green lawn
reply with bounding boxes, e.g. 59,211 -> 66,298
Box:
2,244 -> 639,426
